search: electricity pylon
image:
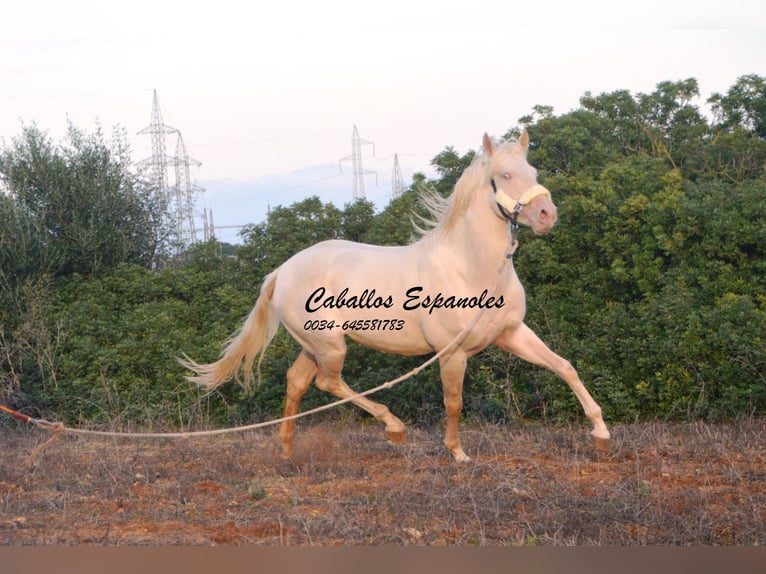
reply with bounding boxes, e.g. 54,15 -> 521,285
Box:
137,90 -> 177,205
339,124 -> 376,200
137,90 -> 204,250
171,133 -> 204,245
392,153 -> 405,198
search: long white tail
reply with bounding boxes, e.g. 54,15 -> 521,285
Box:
180,269 -> 280,391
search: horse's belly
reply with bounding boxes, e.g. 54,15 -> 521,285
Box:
345,323 -> 434,356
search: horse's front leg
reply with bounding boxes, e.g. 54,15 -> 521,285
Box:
494,323 -> 611,451
439,353 -> 471,462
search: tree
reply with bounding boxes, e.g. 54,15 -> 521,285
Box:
0,122 -> 167,278
430,147 -> 476,196
501,78 -> 766,422
709,74 -> 766,138
0,122 -> 172,413
705,75 -> 766,182
522,109 -> 618,178
341,197 -> 376,243
238,196 -> 342,277
0,193 -> 58,290
364,177 -> 426,246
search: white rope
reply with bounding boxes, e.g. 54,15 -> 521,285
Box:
28,240 -> 516,447
36,348 -> 437,439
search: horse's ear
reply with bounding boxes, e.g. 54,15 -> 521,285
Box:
482,133 -> 496,157
519,130 -> 530,151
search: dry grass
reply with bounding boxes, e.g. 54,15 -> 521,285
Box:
1,417 -> 764,545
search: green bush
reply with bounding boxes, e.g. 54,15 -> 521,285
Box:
2,76 -> 764,430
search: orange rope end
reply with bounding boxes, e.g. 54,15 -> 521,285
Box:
0,404 -> 33,424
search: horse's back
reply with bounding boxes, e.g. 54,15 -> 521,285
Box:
276,239 -> 414,288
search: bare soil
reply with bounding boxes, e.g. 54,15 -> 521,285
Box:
1,418 -> 764,545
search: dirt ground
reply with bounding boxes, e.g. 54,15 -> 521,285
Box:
1,417 -> 764,545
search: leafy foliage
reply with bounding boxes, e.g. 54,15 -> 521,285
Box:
0,123 -> 169,416
0,123 -> 166,278
1,75 -> 764,430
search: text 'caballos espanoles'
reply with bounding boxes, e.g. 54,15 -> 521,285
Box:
304,286 -> 504,315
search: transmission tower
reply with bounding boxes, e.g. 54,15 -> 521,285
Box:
138,90 -> 204,250
203,207 -> 215,241
391,153 -> 405,198
137,90 -> 177,203
171,133 -> 204,245
339,124 -> 376,200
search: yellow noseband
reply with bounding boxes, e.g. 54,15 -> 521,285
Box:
493,183 -> 551,216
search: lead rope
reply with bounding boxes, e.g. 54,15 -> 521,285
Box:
3,229 -> 518,467
507,218 -> 520,258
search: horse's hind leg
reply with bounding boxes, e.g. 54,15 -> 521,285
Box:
314,347 -> 407,445
439,353 -> 471,463
279,350 -> 317,459
494,323 -> 611,451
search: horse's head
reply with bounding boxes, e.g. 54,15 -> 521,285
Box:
482,131 -> 557,235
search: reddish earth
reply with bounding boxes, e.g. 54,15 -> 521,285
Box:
1,418 -> 764,545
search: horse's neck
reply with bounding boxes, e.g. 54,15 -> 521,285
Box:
420,203 -> 513,280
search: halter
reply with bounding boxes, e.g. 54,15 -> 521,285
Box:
490,178 -> 551,257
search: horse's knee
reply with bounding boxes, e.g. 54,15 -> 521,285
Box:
557,358 -> 577,380
443,393 -> 463,417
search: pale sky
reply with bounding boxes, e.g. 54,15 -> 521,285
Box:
2,0 -> 765,242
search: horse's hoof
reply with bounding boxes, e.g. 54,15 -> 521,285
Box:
386,428 -> 407,445
591,434 -> 612,453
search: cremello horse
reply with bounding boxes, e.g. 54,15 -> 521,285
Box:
182,131 -> 611,462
